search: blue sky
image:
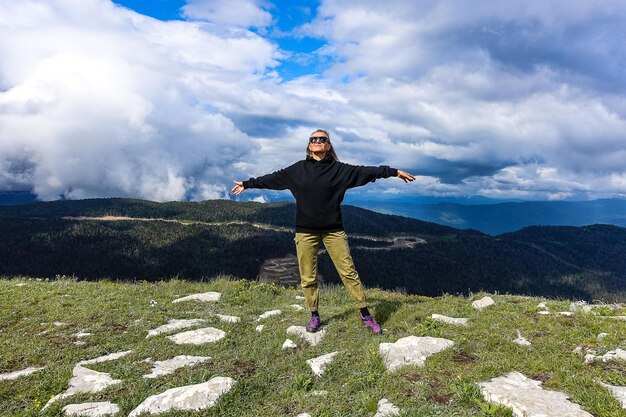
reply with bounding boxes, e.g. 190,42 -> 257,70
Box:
1,0 -> 626,203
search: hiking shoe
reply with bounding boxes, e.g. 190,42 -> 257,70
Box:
360,313 -> 382,334
305,315 -> 321,333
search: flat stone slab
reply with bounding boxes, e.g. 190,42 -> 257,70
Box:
0,366 -> 45,381
44,366 -> 122,410
472,296 -> 495,310
479,371 -> 593,417
167,327 -> 226,345
172,292 -> 221,303
374,398 -> 401,417
78,350 -> 133,366
306,351 -> 339,377
257,310 -> 282,321
379,336 -> 454,372
74,331 -> 93,338
599,382 -> 626,409
431,314 -> 468,326
513,331 -> 531,346
282,339 -> 297,350
143,355 -> 211,379
286,326 -> 327,346
147,319 -> 207,338
290,304 -> 304,311
62,401 -> 120,416
215,314 -> 240,323
128,376 -> 236,417
584,348 -> 626,364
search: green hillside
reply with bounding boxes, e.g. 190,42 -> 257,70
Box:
1,278 -> 624,416
1,198 -> 625,302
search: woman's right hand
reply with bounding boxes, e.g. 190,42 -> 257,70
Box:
231,181 -> 245,195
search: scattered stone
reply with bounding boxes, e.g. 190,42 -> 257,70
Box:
167,327 -> 226,345
558,311 -> 574,316
607,316 -> 626,321
143,355 -> 211,379
257,310 -> 282,321
146,319 -> 207,338
53,321 -> 68,327
282,339 -> 297,350
43,366 -> 122,410
472,296 -> 495,310
0,366 -> 45,381
62,401 -> 120,416
374,398 -> 401,417
215,314 -> 240,323
172,292 -> 221,303
537,311 -> 551,315
290,304 -> 304,311
431,314 -> 468,326
128,376 -> 236,417
573,346 -> 585,355
569,301 -> 592,313
78,350 -> 133,366
15,283 -> 27,287
513,330 -> 531,346
296,414 -> 311,417
286,326 -> 327,346
584,348 -> 626,364
597,333 -> 609,340
74,331 -> 93,338
599,382 -> 626,409
306,352 -> 339,377
74,341 -> 86,346
379,336 -> 454,372
309,390 -> 328,397
295,296 -> 305,300
537,302 -> 548,310
255,325 -> 264,332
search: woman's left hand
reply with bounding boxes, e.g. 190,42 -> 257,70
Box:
397,170 -> 416,183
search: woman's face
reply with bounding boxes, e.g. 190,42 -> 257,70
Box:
308,131 -> 330,154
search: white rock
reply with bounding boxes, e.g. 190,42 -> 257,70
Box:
167,327 -> 226,345
537,302 -> 548,310
512,330 -> 531,346
290,304 -> 304,311
295,296 -> 305,300
306,352 -> 339,377
257,310 -> 282,321
558,311 -> 574,316
53,321 -> 68,327
0,366 -> 45,381
310,390 -> 328,396
286,326 -> 327,346
255,325 -> 264,332
569,301 -> 594,313
215,314 -> 240,323
597,332 -> 609,340
479,371 -> 593,417
282,339 -> 297,350
74,341 -> 86,346
146,319 -> 207,338
472,296 -> 495,310
573,346 -> 584,355
15,283 -> 27,287
43,366 -> 122,410
172,292 -> 221,303
607,316 -> 626,320
78,350 -> 133,366
537,311 -> 551,315
62,401 -> 120,416
379,336 -> 454,372
599,382 -> 626,409
128,376 -> 236,417
431,314 -> 468,326
374,398 -> 401,417
584,348 -> 626,364
74,331 -> 93,338
295,414 -> 311,417
143,355 -> 211,379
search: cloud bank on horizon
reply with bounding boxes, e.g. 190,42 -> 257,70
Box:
1,0 -> 625,202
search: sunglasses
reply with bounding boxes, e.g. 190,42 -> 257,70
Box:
309,136 -> 328,144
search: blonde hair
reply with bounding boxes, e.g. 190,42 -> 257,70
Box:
306,129 -> 339,161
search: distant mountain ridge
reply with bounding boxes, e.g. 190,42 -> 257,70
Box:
1,198 -> 625,302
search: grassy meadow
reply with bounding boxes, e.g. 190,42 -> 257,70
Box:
1,277 -> 625,417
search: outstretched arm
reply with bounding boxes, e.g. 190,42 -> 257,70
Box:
231,165 -> 294,196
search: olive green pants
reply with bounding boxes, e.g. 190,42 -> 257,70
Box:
294,230 -> 367,311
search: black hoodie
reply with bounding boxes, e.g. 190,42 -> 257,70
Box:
243,154 -> 398,233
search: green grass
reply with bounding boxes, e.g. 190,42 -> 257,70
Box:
1,277 -> 625,417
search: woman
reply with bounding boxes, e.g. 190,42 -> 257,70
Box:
231,129 -> 415,334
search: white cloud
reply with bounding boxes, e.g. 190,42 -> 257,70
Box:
182,0 -> 272,28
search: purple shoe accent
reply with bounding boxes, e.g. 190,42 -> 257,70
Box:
306,315 -> 321,333
360,313 -> 382,334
